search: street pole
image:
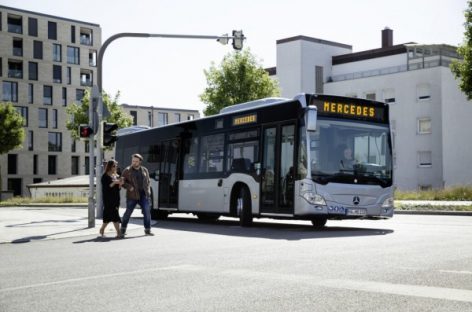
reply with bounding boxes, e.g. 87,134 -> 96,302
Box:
87,93 -> 95,228
93,31 -> 245,224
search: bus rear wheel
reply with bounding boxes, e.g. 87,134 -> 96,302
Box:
311,217 -> 327,229
237,186 -> 252,227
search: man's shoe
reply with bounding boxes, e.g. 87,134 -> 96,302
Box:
145,230 -> 154,236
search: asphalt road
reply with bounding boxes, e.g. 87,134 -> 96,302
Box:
1,214 -> 471,311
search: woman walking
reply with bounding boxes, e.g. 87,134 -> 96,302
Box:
100,160 -> 123,238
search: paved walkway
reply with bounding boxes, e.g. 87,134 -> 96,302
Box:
0,206 -> 152,244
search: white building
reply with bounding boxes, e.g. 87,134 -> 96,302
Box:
271,29 -> 471,190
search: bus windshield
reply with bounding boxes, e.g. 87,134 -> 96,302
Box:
308,118 -> 393,187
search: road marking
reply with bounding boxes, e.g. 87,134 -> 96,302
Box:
318,279 -> 472,303
439,270 -> 472,275
0,264 -> 200,293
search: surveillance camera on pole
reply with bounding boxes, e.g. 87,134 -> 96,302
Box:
232,30 -> 244,50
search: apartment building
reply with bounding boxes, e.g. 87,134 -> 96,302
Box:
121,103 -> 199,127
270,29 -> 471,190
0,5 -> 101,196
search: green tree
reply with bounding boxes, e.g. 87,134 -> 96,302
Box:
0,103 -> 25,191
66,90 -> 133,141
200,49 -> 280,116
451,0 -> 472,100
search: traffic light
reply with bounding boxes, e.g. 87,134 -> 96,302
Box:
79,124 -> 93,139
232,30 -> 244,50
102,122 -> 118,147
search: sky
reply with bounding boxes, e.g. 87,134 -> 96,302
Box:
2,0 -> 468,114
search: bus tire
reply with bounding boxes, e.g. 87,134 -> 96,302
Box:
237,186 -> 252,227
311,217 -> 327,229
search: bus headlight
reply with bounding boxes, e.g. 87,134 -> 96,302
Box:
381,197 -> 394,208
302,192 -> 326,205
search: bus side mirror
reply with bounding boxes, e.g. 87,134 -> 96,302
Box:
306,107 -> 317,132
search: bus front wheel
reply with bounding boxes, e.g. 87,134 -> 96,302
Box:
237,187 -> 253,227
311,217 -> 327,229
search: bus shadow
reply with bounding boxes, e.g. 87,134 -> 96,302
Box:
154,216 -> 394,240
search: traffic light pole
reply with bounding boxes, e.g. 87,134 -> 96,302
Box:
87,94 -> 95,228
93,31 -> 245,225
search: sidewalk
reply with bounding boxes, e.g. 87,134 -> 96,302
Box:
0,205 -> 153,244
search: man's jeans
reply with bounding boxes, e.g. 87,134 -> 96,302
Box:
121,190 -> 151,233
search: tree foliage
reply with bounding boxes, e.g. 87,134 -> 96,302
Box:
451,0 -> 472,100
0,102 -> 25,155
200,49 -> 280,116
66,90 -> 133,140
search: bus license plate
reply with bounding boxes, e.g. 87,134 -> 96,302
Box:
346,208 -> 367,216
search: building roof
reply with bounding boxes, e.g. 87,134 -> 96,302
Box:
0,5 -> 100,27
28,175 -> 92,188
276,35 -> 352,49
121,103 -> 199,113
332,43 -> 415,65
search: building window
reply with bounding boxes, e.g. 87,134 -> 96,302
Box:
52,109 -> 58,129
8,154 -> 18,174
7,14 -> 22,34
62,87 -> 67,106
0,57 -> 2,76
38,108 -> 48,128
33,155 -> 38,175
53,65 -> 62,83
417,84 -> 431,101
89,50 -> 97,67
13,38 -> 22,56
43,86 -> 53,105
28,131 -> 34,151
418,151 -> 432,167
48,132 -> 62,152
71,25 -> 76,43
365,92 -> 376,100
71,156 -> 79,175
53,44 -> 62,62
85,156 -> 90,175
148,111 -> 152,126
187,114 -> 194,120
417,118 -> 432,134
3,81 -> 18,102
315,66 -> 324,93
28,17 -> 38,36
29,62 -> 38,80
33,41 -> 43,59
67,67 -> 72,84
71,139 -> 76,153
158,112 -> 168,126
15,106 -> 28,127
8,60 -> 22,79
174,113 -> 181,123
48,21 -> 57,40
130,111 -> 137,125
28,84 -> 34,104
80,69 -> 92,86
383,88 -> 396,104
80,27 -> 93,45
67,46 -> 80,64
85,141 -> 90,153
76,89 -> 85,103
48,155 -> 57,175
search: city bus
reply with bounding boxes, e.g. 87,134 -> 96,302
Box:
115,93 -> 394,228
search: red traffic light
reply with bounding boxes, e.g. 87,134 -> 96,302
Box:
79,124 -> 93,138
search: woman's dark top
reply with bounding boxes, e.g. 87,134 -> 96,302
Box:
101,173 -> 121,223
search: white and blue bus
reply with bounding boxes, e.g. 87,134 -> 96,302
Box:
115,93 -> 394,228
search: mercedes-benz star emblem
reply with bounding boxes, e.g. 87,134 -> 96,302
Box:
353,196 -> 360,205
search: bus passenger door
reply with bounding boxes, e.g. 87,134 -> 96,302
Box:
158,139 -> 180,209
261,124 -> 295,215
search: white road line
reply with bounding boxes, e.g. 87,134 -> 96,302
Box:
439,270 -> 472,275
0,264 -> 200,293
318,279 -> 472,303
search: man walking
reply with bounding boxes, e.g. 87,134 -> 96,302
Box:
120,153 -> 154,236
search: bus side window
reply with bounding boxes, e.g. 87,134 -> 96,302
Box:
183,137 -> 198,177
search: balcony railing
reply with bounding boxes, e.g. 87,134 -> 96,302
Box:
8,24 -> 22,34
8,70 -> 23,79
